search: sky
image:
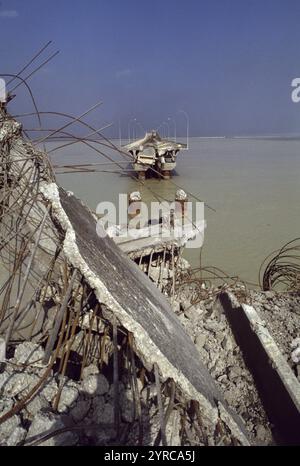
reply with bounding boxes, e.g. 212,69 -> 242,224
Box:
1,0 -> 300,137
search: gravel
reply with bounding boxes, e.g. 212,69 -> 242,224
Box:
249,290 -> 300,380
175,284 -> 274,445
2,286 -> 297,446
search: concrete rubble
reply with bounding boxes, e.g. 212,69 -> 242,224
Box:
0,341 -> 184,446
1,106 -> 251,446
248,290 -> 300,380
2,283 -> 290,446
1,105 -> 300,446
217,289 -> 300,444
173,286 -> 274,445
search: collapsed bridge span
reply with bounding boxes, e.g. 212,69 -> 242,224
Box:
0,106 -> 250,445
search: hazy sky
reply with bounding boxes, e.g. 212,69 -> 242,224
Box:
1,0 -> 300,137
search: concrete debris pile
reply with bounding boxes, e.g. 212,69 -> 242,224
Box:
0,339 -> 240,446
172,286 -> 274,445
1,105 -> 300,446
0,107 -> 253,446
218,290 -> 300,445
0,342 -> 182,446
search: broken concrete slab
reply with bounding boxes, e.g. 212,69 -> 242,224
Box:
38,184 -> 250,444
218,291 -> 300,445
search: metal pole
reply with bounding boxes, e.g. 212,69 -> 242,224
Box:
118,118 -> 122,146
127,118 -> 136,142
162,122 -> 169,139
127,120 -> 131,142
168,117 -> 177,142
135,120 -> 145,138
177,110 -> 189,149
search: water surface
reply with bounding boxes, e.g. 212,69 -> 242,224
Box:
49,137 -> 300,286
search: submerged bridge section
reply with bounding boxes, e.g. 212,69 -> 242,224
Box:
123,131 -> 186,180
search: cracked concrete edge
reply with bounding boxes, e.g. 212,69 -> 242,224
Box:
225,292 -> 300,414
241,302 -> 300,411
